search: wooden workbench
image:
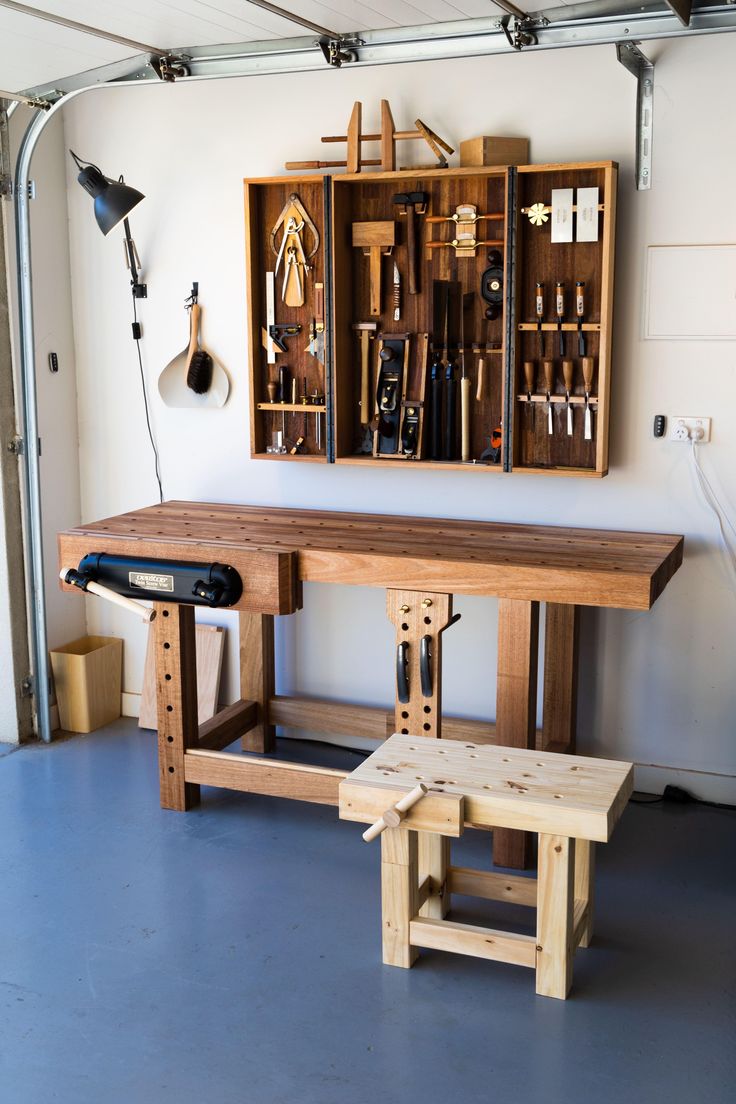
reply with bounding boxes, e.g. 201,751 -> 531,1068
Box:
58,501 -> 683,868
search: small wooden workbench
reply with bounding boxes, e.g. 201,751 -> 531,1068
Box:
58,502 -> 683,868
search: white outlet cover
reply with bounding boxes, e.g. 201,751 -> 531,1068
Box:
669,416 -> 712,442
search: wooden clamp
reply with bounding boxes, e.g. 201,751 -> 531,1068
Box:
286,100 -> 454,174
353,221 -> 395,316
362,783 -> 429,842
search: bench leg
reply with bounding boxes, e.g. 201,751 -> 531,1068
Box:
418,833 -> 450,919
536,833 -> 574,999
381,828 -> 419,968
494,598 -> 540,869
574,839 -> 595,948
154,602 -> 200,811
239,611 -> 275,753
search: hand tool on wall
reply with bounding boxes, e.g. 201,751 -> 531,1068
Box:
523,360 -> 537,449
397,333 -> 429,460
428,281 -> 449,460
352,222 -> 395,317
582,357 -> 595,440
159,283 -> 230,409
535,282 -> 545,359
270,194 -> 319,307
311,390 -> 325,450
444,285 -> 460,461
426,204 -> 504,259
392,192 -> 427,295
392,262 -> 401,321
576,281 -> 586,356
353,322 -> 377,452
263,272 -> 302,362
543,359 -> 555,436
476,355 -> 485,402
285,99 -> 454,174
562,360 -> 574,436
555,281 -> 565,357
480,424 -> 502,464
460,293 -> 473,462
373,335 -> 409,456
304,282 -> 326,364
481,249 -> 504,321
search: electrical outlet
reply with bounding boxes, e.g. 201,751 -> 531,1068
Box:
669,416 -> 711,442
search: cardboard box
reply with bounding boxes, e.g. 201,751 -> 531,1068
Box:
50,635 -> 122,733
460,136 -> 530,167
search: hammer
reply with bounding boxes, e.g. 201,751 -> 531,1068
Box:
392,191 -> 428,296
352,321 -> 377,424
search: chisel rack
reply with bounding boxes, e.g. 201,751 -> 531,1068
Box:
244,161 -> 617,476
511,163 -> 616,476
244,175 -> 330,461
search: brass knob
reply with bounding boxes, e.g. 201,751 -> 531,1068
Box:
421,598 -> 433,608
399,604 -> 410,614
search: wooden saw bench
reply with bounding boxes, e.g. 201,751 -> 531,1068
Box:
339,733 -> 633,999
58,501 -> 682,869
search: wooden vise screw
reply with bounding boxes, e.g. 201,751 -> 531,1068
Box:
352,221 -> 395,317
362,783 -> 429,842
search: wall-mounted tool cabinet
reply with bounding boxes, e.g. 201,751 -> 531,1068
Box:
244,175 -> 330,461
244,160 -> 617,477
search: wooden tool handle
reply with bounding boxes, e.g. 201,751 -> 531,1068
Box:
369,246 -> 382,317
582,356 -> 595,391
535,283 -> 544,317
523,361 -> 536,394
60,568 -> 155,623
476,358 -> 485,401
461,376 -> 471,462
360,335 -> 370,423
315,281 -> 324,322
362,783 -> 428,842
407,210 -> 417,295
187,303 -> 200,365
543,360 -> 555,393
562,359 -> 574,391
555,282 -> 564,317
576,281 -> 585,318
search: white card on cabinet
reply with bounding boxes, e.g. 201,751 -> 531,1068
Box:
576,187 -> 600,242
551,189 -> 573,243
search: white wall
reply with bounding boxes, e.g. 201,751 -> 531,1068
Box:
59,34 -> 736,800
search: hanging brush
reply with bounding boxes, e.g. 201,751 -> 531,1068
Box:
185,285 -> 214,394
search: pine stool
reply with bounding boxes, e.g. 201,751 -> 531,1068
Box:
339,734 -> 633,999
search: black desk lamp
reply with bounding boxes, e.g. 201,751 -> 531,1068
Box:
69,150 -> 147,298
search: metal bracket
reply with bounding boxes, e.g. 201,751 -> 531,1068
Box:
616,41 -> 654,191
1,178 -> 35,199
316,35 -> 362,67
149,54 -> 191,81
499,16 -> 538,51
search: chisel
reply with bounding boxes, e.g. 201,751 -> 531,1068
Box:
535,282 -> 544,360
524,360 -> 536,433
576,281 -> 586,356
562,359 -> 574,436
555,281 -> 565,357
543,359 -> 555,436
582,356 -> 595,440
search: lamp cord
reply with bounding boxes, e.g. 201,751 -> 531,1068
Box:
132,293 -> 164,503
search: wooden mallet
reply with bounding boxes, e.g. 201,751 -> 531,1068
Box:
352,221 -> 395,317
362,783 -> 429,842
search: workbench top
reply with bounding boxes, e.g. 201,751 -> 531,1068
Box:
58,501 -> 683,611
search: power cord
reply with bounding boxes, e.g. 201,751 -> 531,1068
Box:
689,435 -> 736,585
132,294 -> 163,503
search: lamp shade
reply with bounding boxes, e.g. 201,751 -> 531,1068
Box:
76,163 -> 145,235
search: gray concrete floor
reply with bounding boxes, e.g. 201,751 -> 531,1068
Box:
1,718 -> 734,1104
